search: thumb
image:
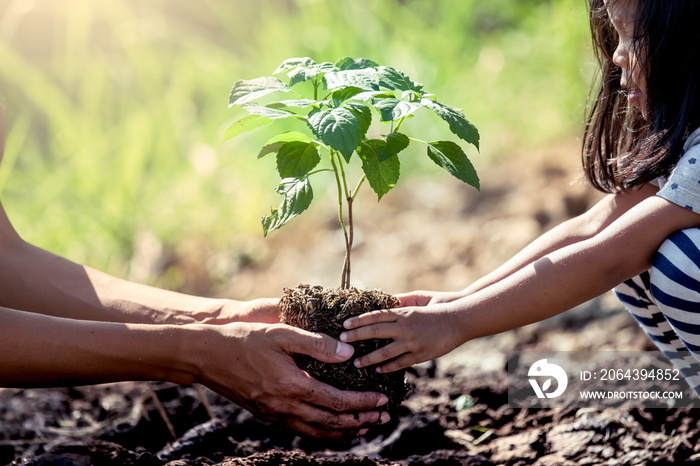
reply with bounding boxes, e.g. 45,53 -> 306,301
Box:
279,326 -> 355,363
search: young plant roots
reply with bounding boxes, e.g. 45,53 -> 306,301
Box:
280,284 -> 410,414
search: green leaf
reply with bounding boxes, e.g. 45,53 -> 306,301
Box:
423,100 -> 480,149
331,86 -> 365,107
401,90 -> 424,101
377,66 -> 423,92
334,90 -> 396,106
276,141 -> 321,178
372,98 -> 424,122
356,91 -> 396,101
273,57 -> 316,74
228,77 -> 290,107
258,131 -> 313,158
335,57 -> 380,70
417,92 -> 437,101
271,99 -> 318,109
358,140 -> 401,200
241,103 -> 302,120
307,102 -> 372,162
262,177 -> 313,236
222,115 -> 274,143
324,69 -> 379,91
426,141 -> 480,190
287,62 -> 335,87
385,132 -> 410,158
330,88 -> 395,107
272,58 -> 337,87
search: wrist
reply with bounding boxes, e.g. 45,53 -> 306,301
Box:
444,301 -> 471,347
124,323 -> 203,386
169,323 -> 213,384
175,322 -> 254,385
188,298 -> 230,324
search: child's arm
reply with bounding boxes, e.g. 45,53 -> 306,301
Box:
342,192 -> 700,373
397,184 -> 657,307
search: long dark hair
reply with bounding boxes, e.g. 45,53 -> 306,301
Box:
583,0 -> 700,192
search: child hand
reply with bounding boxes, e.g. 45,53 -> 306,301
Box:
339,305 -> 463,373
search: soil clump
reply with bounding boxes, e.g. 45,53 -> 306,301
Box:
280,284 -> 409,413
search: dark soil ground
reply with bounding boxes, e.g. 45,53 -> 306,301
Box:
4,143 -> 700,465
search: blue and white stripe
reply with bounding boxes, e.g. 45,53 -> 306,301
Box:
614,229 -> 700,395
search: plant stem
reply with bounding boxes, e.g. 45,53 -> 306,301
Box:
345,194 -> 354,289
343,175 -> 367,287
336,153 -> 351,199
351,175 -> 366,201
335,153 -> 355,289
329,149 -> 351,289
394,115 -> 407,133
307,168 -> 334,176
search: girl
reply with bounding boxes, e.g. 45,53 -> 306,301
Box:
340,0 -> 700,394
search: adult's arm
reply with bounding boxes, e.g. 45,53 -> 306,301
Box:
0,200 -> 276,325
0,305 -> 389,438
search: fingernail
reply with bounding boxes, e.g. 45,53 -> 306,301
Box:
375,366 -> 383,373
343,319 -> 352,329
339,332 -> 347,342
358,428 -> 369,436
376,395 -> 389,407
380,412 -> 391,424
336,341 -> 354,358
353,358 -> 362,368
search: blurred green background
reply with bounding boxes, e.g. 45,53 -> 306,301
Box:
0,0 -> 593,295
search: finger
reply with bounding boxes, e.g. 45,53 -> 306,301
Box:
287,419 -> 351,439
343,309 -> 399,330
339,322 -> 397,343
287,400 -> 391,433
395,292 -> 429,307
274,376 -> 392,435
251,373 -> 390,432
251,298 -> 282,322
238,298 -> 281,323
286,410 -> 389,439
376,353 -> 416,374
353,341 -> 406,368
300,374 -> 389,413
273,325 -> 355,363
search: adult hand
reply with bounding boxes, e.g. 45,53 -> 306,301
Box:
396,290 -> 464,307
217,298 -> 281,324
189,322 -> 390,438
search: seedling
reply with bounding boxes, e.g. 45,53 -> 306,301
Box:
224,57 -> 480,288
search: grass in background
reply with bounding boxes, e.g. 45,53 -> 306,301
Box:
0,0 -> 592,293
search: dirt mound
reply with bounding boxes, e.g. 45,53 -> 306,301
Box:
5,363 -> 700,465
